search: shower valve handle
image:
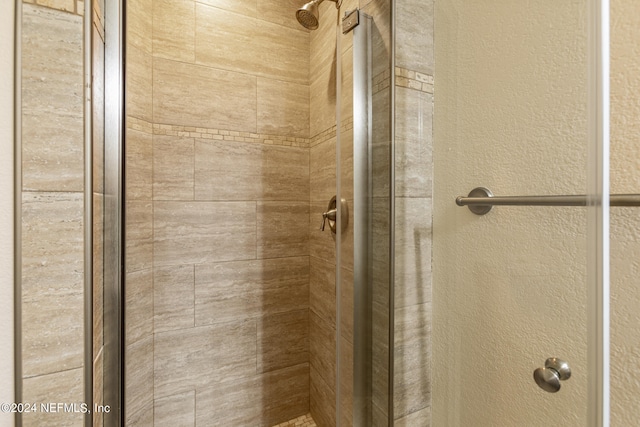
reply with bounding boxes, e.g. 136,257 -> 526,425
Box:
320,209 -> 337,231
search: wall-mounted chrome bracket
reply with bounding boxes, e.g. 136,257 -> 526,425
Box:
342,9 -> 359,34
320,196 -> 349,234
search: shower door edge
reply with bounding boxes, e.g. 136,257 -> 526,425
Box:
352,12 -> 373,426
103,0 -> 125,423
586,0 -> 610,426
13,0 -> 23,425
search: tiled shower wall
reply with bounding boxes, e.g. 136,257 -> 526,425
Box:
20,2 -> 85,426
124,0 -> 154,424
125,1 -> 313,425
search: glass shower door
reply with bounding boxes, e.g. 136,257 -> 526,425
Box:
433,1 -> 608,425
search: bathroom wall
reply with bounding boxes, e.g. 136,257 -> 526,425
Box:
124,0 -> 154,424
125,1 -> 313,425
0,0 -> 16,425
433,1 -> 589,425
308,3 -> 340,425
20,1 -> 86,426
609,0 -> 640,423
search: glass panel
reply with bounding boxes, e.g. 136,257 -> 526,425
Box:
433,1 -> 602,425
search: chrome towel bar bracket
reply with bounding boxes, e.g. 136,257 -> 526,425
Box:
456,187 -> 640,215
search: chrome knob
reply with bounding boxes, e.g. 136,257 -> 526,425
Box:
533,358 -> 571,393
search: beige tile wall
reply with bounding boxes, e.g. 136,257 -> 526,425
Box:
126,0 -> 315,425
125,0 -> 155,424
20,4 -> 86,426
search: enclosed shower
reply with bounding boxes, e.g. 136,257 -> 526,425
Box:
9,0 -> 640,426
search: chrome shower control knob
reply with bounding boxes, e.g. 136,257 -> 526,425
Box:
533,358 -> 571,393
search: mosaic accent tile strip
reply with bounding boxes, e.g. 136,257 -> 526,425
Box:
127,116 -> 153,134
153,123 -> 311,148
310,125 -> 336,149
22,0 -> 85,16
272,413 -> 317,427
396,66 -> 434,94
373,69 -> 392,95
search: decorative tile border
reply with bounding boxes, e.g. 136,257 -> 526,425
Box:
396,66 -> 434,94
152,123 -> 311,148
127,116 -> 153,134
374,69 -> 392,95
126,116 -> 346,150
23,0 -> 85,16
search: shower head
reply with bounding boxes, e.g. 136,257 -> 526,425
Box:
296,0 -> 339,30
296,0 -> 321,30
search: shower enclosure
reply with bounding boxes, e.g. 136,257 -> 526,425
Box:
13,0 -> 635,426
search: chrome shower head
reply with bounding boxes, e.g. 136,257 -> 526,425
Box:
296,0 -> 321,30
296,0 -> 339,30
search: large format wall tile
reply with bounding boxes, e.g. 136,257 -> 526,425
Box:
195,256 -> 309,326
22,368 -> 83,427
126,127 -> 153,201
195,3 -> 309,84
309,137 -> 337,202
154,265 -> 195,333
154,201 -> 257,266
127,0 -> 152,54
153,0 -> 195,62
258,0 -> 309,29
22,4 -> 83,192
310,256 -> 336,327
153,58 -> 257,131
310,365 -> 335,427
198,0 -> 257,17
154,320 -> 257,398
309,311 -> 336,391
196,364 -> 309,427
310,69 -> 336,138
258,77 -> 310,138
125,268 -> 153,346
126,200 -> 153,272
396,0 -> 433,75
195,140 -> 309,201
22,192 -> 84,377
257,201 -> 309,259
126,45 -> 152,122
257,309 -> 309,373
154,391 -> 195,427
394,197 -> 432,308
394,302 -> 431,419
126,335 -> 154,419
153,135 -> 195,200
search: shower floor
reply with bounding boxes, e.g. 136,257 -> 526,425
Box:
271,413 -> 317,427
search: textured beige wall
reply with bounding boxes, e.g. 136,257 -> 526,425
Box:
610,0 -> 640,424
0,0 -> 15,425
433,1 -> 589,425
